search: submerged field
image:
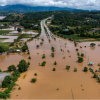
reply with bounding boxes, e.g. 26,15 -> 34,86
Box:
0,19 -> 100,99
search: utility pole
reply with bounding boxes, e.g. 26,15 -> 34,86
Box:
71,89 -> 74,100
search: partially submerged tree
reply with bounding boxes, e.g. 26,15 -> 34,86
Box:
66,65 -> 70,70
84,67 -> 88,72
90,43 -> 96,47
21,44 -> 28,52
31,78 -> 37,83
74,68 -> 77,72
8,65 -> 16,71
41,61 -> 46,66
53,68 -> 56,71
81,53 -> 84,57
17,28 -> 22,32
17,59 -> 29,73
54,61 -> 57,65
78,57 -> 84,63
51,46 -> 55,52
42,54 -> 45,59
2,76 -> 12,88
36,45 -> 39,48
51,53 -> 54,57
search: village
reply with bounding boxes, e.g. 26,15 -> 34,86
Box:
0,11 -> 100,99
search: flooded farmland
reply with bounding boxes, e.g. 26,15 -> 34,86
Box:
0,19 -> 100,99
0,16 -> 6,20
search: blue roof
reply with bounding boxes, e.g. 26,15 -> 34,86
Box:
64,29 -> 69,31
89,62 -> 93,64
20,39 -> 24,40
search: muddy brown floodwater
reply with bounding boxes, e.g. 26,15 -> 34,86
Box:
0,19 -> 100,99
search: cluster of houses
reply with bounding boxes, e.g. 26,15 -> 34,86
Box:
7,49 -> 21,53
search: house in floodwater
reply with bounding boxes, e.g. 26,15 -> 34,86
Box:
90,29 -> 99,32
88,62 -> 95,66
20,39 -> 24,41
64,29 -> 69,32
0,72 -> 11,85
8,49 -> 21,53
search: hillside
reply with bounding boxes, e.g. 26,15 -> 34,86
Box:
0,5 -> 83,12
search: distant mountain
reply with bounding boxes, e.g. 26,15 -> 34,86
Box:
0,4 -> 84,12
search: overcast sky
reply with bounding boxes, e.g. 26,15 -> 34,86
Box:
0,0 -> 100,10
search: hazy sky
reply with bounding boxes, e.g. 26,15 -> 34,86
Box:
0,0 -> 99,10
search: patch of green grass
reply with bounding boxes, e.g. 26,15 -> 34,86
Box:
51,30 -> 100,42
0,42 -> 12,51
0,22 -> 9,25
0,38 -> 9,42
0,38 -> 9,39
0,30 -> 12,35
10,46 -> 21,50
0,26 -> 10,29
23,74 -> 26,79
60,34 -> 89,40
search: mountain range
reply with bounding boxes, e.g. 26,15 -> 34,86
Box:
0,5 -> 84,12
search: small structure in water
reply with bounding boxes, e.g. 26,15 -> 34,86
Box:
8,49 -> 21,53
20,39 -> 24,41
88,62 -> 95,66
64,29 -> 69,32
88,62 -> 93,66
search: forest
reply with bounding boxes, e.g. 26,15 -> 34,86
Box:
49,11 -> 100,39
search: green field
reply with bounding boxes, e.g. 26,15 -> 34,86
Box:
0,22 -> 10,25
0,26 -> 10,29
56,33 -> 89,39
0,42 -> 12,51
53,32 -> 100,42
0,30 -> 12,35
0,38 -> 9,42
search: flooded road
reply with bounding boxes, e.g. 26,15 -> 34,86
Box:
0,19 -> 100,99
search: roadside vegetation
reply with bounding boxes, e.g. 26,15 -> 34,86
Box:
0,59 -> 29,99
48,11 -> 100,42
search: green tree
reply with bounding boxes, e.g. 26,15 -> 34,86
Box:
17,28 -> 22,32
90,43 -> 96,47
78,57 -> 84,63
66,65 -> 70,70
0,46 -> 5,54
17,59 -> 29,73
81,53 -> 84,57
54,61 -> 57,65
21,44 -> 28,52
84,67 -> 88,72
8,65 -> 16,71
53,68 -> 56,71
31,78 -> 37,83
4,23 -> 7,27
2,76 -> 12,88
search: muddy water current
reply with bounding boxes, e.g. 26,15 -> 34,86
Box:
0,20 -> 100,99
